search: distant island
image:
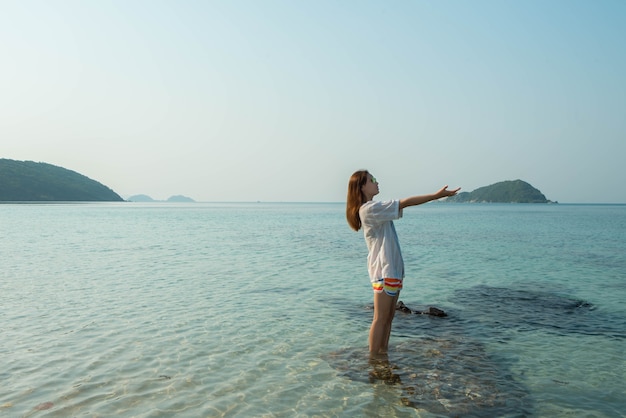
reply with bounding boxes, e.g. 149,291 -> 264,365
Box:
128,194 -> 195,203
444,180 -> 555,203
0,159 -> 123,202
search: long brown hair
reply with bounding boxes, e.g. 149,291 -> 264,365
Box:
346,170 -> 370,231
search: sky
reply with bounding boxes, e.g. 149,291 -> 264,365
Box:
2,1 -> 625,203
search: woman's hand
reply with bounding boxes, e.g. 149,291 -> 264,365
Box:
436,185 -> 461,198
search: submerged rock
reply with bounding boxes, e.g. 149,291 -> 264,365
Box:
451,285 -> 626,339
325,285 -> 624,415
396,301 -> 447,317
324,337 -> 531,416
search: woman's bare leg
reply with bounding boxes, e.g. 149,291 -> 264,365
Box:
381,292 -> 399,353
369,291 -> 397,355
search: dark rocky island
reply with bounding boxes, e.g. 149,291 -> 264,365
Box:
445,180 -> 554,203
0,159 -> 123,202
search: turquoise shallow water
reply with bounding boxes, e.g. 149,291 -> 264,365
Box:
1,202 -> 624,417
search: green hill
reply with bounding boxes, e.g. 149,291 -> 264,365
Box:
127,194 -> 195,202
445,180 -> 553,203
167,195 -> 195,202
0,159 -> 123,202
128,194 -> 156,202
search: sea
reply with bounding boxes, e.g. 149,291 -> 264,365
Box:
1,202 -> 624,418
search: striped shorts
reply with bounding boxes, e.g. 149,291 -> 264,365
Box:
372,278 -> 403,297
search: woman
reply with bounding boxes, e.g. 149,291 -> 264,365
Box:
346,170 -> 459,356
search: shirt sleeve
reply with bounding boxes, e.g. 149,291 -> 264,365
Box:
360,200 -> 402,225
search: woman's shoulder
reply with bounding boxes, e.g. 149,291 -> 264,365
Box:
362,199 -> 398,207
360,199 -> 399,214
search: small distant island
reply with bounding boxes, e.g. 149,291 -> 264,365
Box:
444,180 -> 555,203
128,194 -> 195,203
0,159 -> 123,202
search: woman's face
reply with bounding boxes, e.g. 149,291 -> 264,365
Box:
361,173 -> 379,199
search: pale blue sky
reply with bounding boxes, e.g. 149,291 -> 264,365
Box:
2,1 -> 625,202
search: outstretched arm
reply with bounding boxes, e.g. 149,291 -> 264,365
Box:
399,185 -> 461,210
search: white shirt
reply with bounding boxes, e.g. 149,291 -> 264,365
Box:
359,200 -> 404,282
